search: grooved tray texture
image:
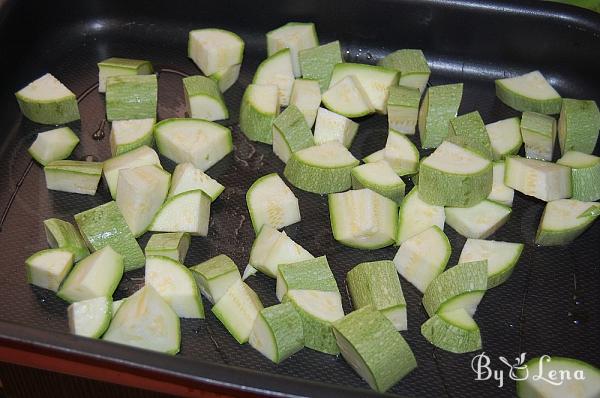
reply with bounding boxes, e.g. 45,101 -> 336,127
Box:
0,1 -> 598,397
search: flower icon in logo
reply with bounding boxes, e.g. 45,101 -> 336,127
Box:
499,352 -> 528,381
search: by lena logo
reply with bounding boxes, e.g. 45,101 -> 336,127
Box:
471,353 -> 586,388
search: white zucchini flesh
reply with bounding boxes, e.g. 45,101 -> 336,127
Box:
384,130 -> 420,175
289,79 -> 321,128
458,239 -> 524,288
44,160 -> 103,196
209,63 -> 241,93
145,255 -> 204,318
212,280 -> 263,344
285,289 -> 343,355
111,299 -> 124,318
183,75 -> 228,121
422,260 -> 488,316
486,117 -> 523,160
284,142 -> 359,194
421,308 -> 481,354
246,173 -> 300,233
313,107 -> 359,148
248,225 -> 313,278
396,186 -> 446,244
520,111 -> 557,161
103,145 -> 162,199
288,289 -> 344,322
488,162 -> 515,206
418,140 -> 492,207
154,118 -> 233,172
263,231 -> 314,279
328,63 -> 399,113
109,118 -> 155,157
116,165 -> 171,237
15,73 -> 80,124
68,296 -> 112,338
535,199 -> 599,246
190,254 -> 241,304
57,246 -> 124,303
329,189 -> 398,250
25,248 -> 74,292
495,70 -> 562,114
266,22 -> 319,77
322,75 -> 375,118
242,264 -> 258,281
28,127 -> 79,166
445,200 -> 512,239
393,226 -> 451,293
351,160 -> 406,204
149,189 -> 211,236
363,149 -> 385,164
516,356 -> 600,398
504,156 -> 572,202
168,162 -> 224,202
188,28 -> 244,76
253,48 -> 295,106
103,285 -> 181,355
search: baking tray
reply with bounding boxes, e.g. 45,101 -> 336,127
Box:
0,0 -> 599,396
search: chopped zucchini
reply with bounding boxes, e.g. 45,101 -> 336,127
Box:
486,117 -> 523,161
145,255 -> 204,318
190,254 -> 241,304
329,189 -> 398,250
504,156 -> 572,201
57,246 -> 124,303
109,118 -> 155,157
149,189 -> 211,236
28,127 -> 79,166
188,28 -> 244,76
25,248 -> 74,292
393,226 -> 451,293
418,141 -> 493,207
105,74 -> 157,121
246,173 -> 300,233
44,160 -> 103,196
154,118 -> 232,171
284,142 -> 359,194
346,260 -> 407,331
313,107 -> 358,148
266,22 -> 319,77
98,57 -> 153,93
183,75 -> 228,121
74,201 -> 145,272
495,70 -> 562,114
15,73 -> 80,124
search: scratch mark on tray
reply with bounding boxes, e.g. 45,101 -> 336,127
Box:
205,322 -> 229,364
77,82 -> 100,103
157,67 -> 190,78
0,159 -> 34,232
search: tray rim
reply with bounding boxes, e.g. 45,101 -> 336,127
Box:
1,0 -> 599,396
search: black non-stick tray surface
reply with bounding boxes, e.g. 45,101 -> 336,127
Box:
0,0 -> 599,396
